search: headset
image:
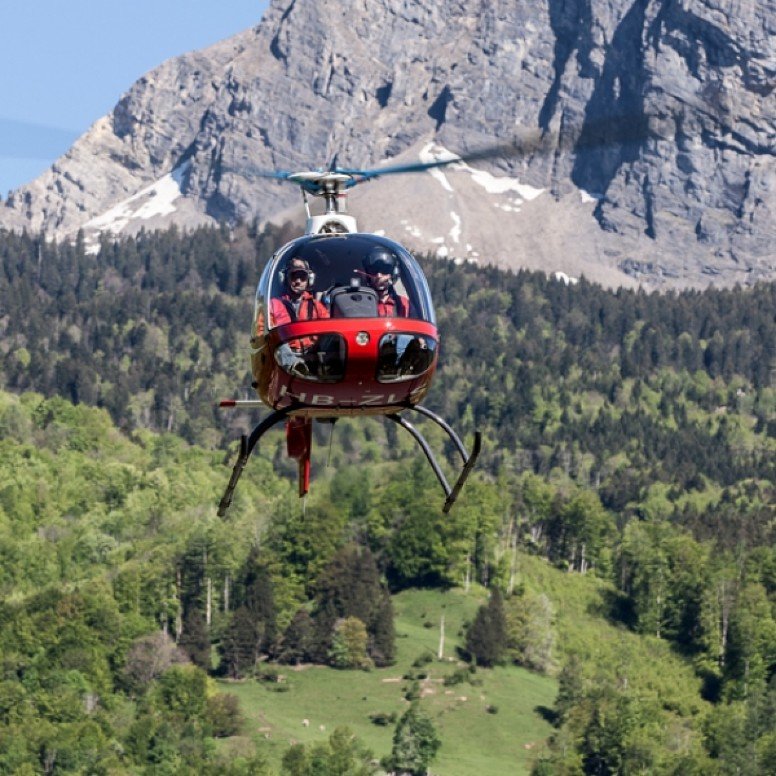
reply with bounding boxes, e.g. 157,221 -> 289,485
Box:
279,258 -> 316,287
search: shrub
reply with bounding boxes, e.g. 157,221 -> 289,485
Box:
206,693 -> 243,737
404,680 -> 421,702
412,653 -> 434,668
369,711 -> 397,726
443,668 -> 470,687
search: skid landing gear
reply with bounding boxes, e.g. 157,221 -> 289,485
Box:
387,406 -> 482,514
217,404 -> 480,517
217,406 -> 293,517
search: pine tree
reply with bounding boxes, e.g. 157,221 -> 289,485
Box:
370,592 -> 396,667
315,543 -> 381,625
179,609 -> 211,671
465,588 -> 508,667
311,543 -> 395,666
278,609 -> 316,665
243,558 -> 277,655
384,704 -> 441,776
219,606 -> 260,679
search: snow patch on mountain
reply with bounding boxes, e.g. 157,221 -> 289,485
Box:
84,163 -> 189,238
449,211 -> 462,243
419,142 -> 544,204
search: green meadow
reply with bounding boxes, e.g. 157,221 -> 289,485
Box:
219,561 -> 706,774
221,587 -> 557,775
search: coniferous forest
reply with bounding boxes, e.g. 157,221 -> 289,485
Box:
0,225 -> 774,774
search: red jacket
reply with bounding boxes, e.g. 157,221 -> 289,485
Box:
270,292 -> 329,350
377,292 -> 410,318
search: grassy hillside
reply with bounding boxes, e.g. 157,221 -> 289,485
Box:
515,553 -> 705,717
222,587 -> 556,775
219,571 -> 705,775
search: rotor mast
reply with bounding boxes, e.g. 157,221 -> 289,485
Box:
288,172 -> 358,235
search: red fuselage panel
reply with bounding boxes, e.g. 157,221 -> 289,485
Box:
253,318 -> 438,417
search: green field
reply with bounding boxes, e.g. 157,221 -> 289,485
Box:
220,587 -> 557,775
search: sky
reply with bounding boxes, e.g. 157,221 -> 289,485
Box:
0,1 -> 270,197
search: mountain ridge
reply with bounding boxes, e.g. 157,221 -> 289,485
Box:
1,0 -> 774,289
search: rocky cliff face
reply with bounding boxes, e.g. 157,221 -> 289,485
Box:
1,0 -> 774,289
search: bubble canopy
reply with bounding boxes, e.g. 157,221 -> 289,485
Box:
255,233 -> 436,326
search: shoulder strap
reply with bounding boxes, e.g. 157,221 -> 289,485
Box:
281,297 -> 297,321
389,289 -> 408,317
284,296 -> 318,321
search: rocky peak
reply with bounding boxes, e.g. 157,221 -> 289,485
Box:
1,0 -> 773,289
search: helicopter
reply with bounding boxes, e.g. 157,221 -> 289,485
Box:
216,153 -> 486,516
213,111 -> 670,515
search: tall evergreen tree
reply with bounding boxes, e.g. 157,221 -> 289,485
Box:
242,557 -> 277,656
219,606 -> 260,679
370,592 -> 396,667
465,588 -> 508,667
278,609 -> 316,665
179,609 -> 210,671
311,543 -> 395,666
384,704 -> 441,776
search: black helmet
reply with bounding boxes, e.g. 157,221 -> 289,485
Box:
364,247 -> 399,281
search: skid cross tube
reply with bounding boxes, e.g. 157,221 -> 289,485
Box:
388,406 -> 482,513
218,407 -> 294,517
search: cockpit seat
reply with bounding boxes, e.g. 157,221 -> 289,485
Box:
328,283 -> 379,318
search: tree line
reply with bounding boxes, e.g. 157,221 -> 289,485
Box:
0,223 -> 774,772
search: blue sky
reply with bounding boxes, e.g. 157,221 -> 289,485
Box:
0,1 -> 270,197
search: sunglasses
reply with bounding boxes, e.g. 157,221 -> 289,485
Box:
370,261 -> 394,274
288,269 -> 310,281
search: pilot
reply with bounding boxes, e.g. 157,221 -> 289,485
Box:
271,257 -> 328,326
271,257 -> 328,373
363,247 -> 410,317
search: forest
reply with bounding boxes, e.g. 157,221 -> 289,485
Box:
0,224 -> 774,773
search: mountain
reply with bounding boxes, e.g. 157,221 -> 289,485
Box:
1,0 -> 774,289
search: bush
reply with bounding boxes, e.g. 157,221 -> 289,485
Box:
256,667 -> 282,683
412,653 -> 434,668
206,693 -> 243,737
443,668 -> 470,687
404,680 -> 421,702
369,711 -> 397,726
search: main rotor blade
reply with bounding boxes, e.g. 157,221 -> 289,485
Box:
334,156 -> 465,183
337,113 -> 661,183
220,111 -> 673,191
241,169 -> 305,181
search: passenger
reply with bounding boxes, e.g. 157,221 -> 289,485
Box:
363,247 -> 410,317
271,257 -> 328,374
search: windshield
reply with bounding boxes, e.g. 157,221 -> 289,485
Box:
262,234 -> 435,327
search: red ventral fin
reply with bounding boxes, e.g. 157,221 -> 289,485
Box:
286,417 -> 313,497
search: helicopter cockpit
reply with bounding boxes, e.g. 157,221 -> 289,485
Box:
263,234 -> 435,323
254,233 -> 438,384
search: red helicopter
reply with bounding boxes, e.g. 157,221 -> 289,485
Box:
217,158 -> 481,516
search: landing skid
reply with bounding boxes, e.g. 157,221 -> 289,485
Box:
387,406 -> 481,513
217,404 -> 480,516
217,407 -> 293,517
